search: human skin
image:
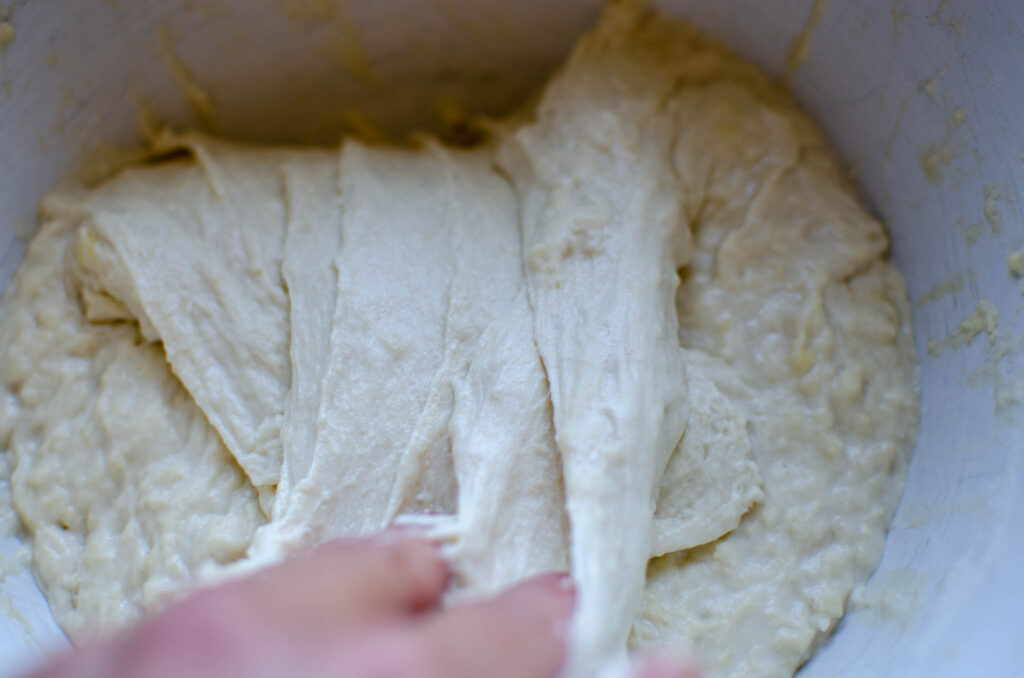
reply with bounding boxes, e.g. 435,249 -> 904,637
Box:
26,534 -> 697,678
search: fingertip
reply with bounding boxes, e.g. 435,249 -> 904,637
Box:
516,570 -> 575,593
314,532 -> 449,586
483,571 -> 576,661
377,533 -> 451,611
411,572 -> 576,678
242,532 -> 450,628
503,572 -> 576,625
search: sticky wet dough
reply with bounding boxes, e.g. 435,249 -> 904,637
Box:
0,3 -> 919,678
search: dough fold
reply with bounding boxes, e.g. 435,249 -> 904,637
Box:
497,4 -> 695,672
69,134 -> 294,509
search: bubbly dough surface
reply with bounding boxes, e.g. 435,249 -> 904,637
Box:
0,3 -> 918,677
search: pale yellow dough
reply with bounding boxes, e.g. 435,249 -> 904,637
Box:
0,3 -> 918,677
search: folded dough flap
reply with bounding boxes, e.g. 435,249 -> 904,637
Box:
651,351 -> 764,558
381,142 -> 526,525
266,158 -> 343,528
250,141 -> 523,556
69,226 -> 161,342
63,134 -> 294,502
443,290 -> 570,599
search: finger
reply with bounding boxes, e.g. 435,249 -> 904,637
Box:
634,651 -> 702,678
408,572 -> 575,678
226,533 -> 449,631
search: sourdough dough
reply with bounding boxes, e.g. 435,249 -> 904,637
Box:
0,2 -> 919,677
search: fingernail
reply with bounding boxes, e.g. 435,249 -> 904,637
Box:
637,649 -> 701,678
511,572 -> 576,639
555,571 -> 575,592
532,571 -> 576,594
371,525 -> 435,547
546,573 -> 577,640
370,529 -> 404,544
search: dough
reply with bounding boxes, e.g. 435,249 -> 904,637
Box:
496,8 -> 693,672
634,62 -> 919,678
433,289 -> 570,597
250,140 -> 525,559
0,2 -> 919,677
69,133 -> 298,511
0,205 -> 263,638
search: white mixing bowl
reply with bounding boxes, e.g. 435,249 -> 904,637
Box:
0,1 -> 1020,676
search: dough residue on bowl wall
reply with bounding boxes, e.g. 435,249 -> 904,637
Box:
0,2 -> 920,678
0,21 -> 14,51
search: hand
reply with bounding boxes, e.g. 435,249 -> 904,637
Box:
29,533 -> 697,678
